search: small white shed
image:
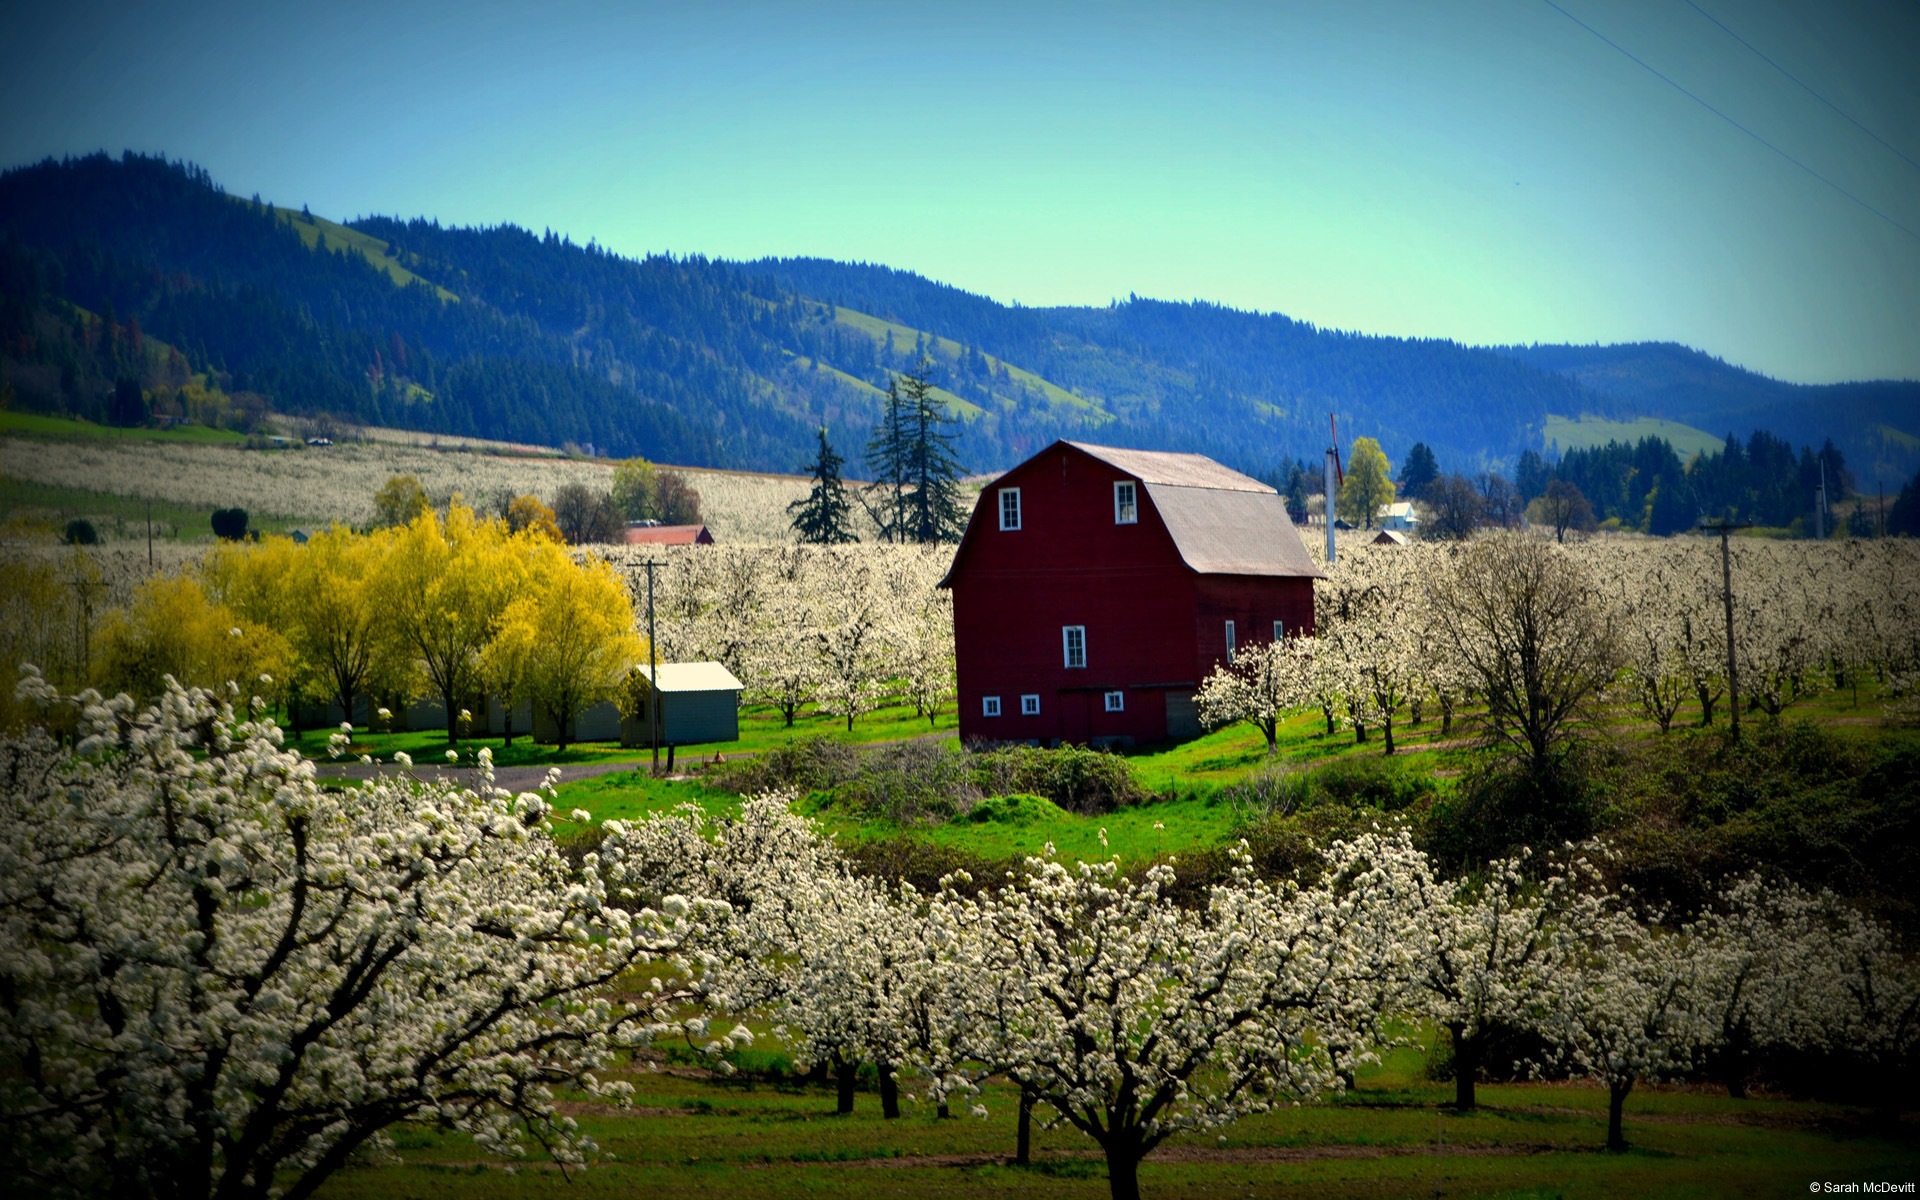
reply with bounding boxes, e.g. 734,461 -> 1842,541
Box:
622,661 -> 744,747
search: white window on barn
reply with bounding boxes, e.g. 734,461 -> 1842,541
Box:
1104,690 -> 1125,712
1225,620 -> 1236,663
1021,693 -> 1041,716
1273,619 -> 1286,642
1063,625 -> 1087,669
1114,480 -> 1137,524
999,488 -> 1022,531
983,695 -> 1002,717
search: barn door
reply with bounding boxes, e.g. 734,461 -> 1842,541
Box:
1060,690 -> 1092,745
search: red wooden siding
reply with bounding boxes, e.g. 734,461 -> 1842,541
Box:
947,442 -> 1317,746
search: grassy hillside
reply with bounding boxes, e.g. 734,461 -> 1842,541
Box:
833,307 -> 1106,421
268,205 -> 458,301
1542,413 -> 1723,460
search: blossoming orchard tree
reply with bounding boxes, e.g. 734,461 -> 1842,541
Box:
1195,636 -> 1308,754
0,674 -> 737,1200
1405,848 -> 1614,1111
956,837 -> 1421,1200
1539,902 -> 1718,1153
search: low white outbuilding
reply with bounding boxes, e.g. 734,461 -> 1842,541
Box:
620,661 -> 744,748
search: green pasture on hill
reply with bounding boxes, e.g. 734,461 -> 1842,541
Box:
832,306 -> 1106,420
1542,413 -> 1724,460
269,205 -> 460,301
0,475 -> 301,542
0,409 -> 248,445
309,1028 -> 1919,1200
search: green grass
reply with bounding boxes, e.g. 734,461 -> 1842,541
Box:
292,699 -> 957,766
309,1035 -> 1919,1200
1120,708 -> 1475,796
808,788 -> 1240,864
0,409 -> 248,445
1542,414 -> 1724,461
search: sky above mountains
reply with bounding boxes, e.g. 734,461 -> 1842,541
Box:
4,0 -> 1916,386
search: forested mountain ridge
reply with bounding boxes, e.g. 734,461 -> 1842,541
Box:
1499,341 -> 1920,489
2,152 -> 1910,484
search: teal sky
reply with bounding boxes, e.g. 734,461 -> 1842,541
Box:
3,0 -> 1916,384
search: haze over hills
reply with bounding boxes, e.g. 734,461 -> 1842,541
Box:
3,153 -> 1914,487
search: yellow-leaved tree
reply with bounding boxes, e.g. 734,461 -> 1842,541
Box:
285,525 -> 411,726
94,574 -> 290,704
377,505 -> 524,744
203,534 -> 318,729
492,547 -> 643,752
1337,436 -> 1396,530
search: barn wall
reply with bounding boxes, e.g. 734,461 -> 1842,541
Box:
949,442 -> 1321,747
952,446 -> 1199,745
1191,576 -> 1319,679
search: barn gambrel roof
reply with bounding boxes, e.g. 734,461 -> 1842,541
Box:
945,441 -> 1322,583
1065,444 -> 1323,578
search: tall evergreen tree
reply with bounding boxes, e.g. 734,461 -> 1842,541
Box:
1398,442 -> 1439,500
789,426 -> 858,544
864,364 -> 968,544
900,366 -> 968,543
863,375 -> 913,542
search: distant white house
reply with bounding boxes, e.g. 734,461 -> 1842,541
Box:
1379,501 -> 1420,532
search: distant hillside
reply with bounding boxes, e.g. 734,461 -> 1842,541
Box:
2,153 -> 1909,485
1502,342 -> 1920,486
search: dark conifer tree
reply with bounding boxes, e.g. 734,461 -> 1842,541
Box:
900,366 -> 968,543
1397,442 -> 1439,500
789,426 -> 858,544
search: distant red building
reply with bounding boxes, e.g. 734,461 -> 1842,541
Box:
942,441 -> 1321,746
623,523 -> 714,546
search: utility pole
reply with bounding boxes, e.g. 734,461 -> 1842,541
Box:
1816,458 -> 1828,540
146,498 -> 153,571
1325,414 -> 1344,566
643,558 -> 661,774
1699,518 -> 1752,741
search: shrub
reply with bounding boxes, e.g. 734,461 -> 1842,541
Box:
1418,751 -> 1600,873
971,743 -> 1149,813
62,518 -> 97,545
711,735 -> 858,796
837,738 -> 979,823
210,507 -> 249,540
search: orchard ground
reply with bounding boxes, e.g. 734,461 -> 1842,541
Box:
309,1031 -> 1919,1200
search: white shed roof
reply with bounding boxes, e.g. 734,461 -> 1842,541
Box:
634,661 -> 744,692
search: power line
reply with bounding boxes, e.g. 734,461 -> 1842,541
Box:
1538,0 -> 1920,243
1682,0 -> 1920,177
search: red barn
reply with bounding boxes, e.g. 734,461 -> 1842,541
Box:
942,441 -> 1321,746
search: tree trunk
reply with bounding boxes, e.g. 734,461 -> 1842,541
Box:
936,1102 -> 951,1120
1105,1143 -> 1143,1200
666,743 -> 676,772
1016,1085 -> 1035,1165
1606,1079 -> 1631,1152
1353,719 -> 1367,744
1697,684 -> 1716,726
501,697 -> 514,748
1323,705 -> 1337,736
443,681 -> 458,745
878,1060 -> 900,1119
1382,712 -> 1395,755
1451,1024 -> 1479,1111
834,1059 -> 857,1115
